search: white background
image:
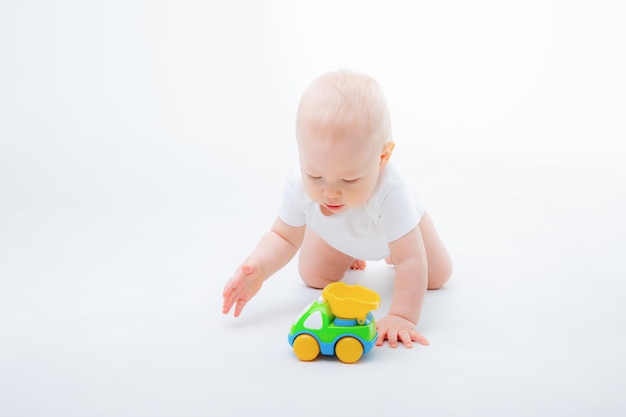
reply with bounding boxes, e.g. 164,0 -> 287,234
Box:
1,1 -> 625,416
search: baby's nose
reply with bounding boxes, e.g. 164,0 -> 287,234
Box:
323,183 -> 341,197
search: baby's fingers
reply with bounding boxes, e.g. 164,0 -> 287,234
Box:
233,299 -> 247,318
375,331 -> 385,347
222,276 -> 244,315
222,287 -> 236,314
222,289 -> 248,317
398,330 -> 415,348
386,329 -> 399,348
408,329 -> 429,346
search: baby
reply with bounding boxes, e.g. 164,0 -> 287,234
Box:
222,70 -> 452,348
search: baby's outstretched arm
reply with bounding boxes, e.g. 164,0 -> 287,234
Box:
222,218 -> 304,317
376,226 -> 429,348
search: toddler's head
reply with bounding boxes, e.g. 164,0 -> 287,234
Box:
295,70 -> 395,215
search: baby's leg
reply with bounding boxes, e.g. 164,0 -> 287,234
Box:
418,213 -> 453,289
385,213 -> 453,290
298,228 -> 355,289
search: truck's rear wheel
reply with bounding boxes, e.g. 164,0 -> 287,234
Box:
335,337 -> 363,364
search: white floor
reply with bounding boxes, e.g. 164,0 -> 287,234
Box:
2,2 -> 626,416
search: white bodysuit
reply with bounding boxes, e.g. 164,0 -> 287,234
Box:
278,163 -> 426,260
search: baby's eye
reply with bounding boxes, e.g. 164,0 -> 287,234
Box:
342,178 -> 360,184
307,174 -> 322,181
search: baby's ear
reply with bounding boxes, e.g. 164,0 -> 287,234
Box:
380,141 -> 395,168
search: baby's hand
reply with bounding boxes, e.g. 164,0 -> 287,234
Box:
222,262 -> 263,317
375,314 -> 429,348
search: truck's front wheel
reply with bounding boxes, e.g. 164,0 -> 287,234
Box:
293,334 -> 320,361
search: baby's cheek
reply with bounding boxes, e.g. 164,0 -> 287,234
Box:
348,190 -> 368,207
356,184 -> 376,205
303,184 -> 320,202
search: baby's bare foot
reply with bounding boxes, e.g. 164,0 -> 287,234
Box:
349,260 -> 367,270
384,256 -> 395,265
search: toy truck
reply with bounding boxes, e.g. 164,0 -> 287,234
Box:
288,282 -> 381,364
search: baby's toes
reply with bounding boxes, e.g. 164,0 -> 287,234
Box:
349,260 -> 367,270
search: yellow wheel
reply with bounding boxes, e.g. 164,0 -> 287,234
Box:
293,334 -> 320,361
335,337 -> 364,364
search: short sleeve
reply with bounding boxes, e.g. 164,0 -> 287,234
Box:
277,171 -> 306,227
378,181 -> 425,243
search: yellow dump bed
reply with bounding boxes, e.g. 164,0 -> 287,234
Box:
322,282 -> 381,324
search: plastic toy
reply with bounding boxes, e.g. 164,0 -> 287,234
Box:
288,282 -> 381,363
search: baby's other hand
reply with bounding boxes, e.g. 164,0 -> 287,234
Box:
375,314 -> 429,348
222,262 -> 263,318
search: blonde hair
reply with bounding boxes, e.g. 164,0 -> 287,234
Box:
296,70 -> 392,145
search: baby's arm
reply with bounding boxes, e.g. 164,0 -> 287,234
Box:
376,226 -> 429,348
222,218 -> 304,317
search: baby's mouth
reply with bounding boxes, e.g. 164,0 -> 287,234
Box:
324,203 -> 345,212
